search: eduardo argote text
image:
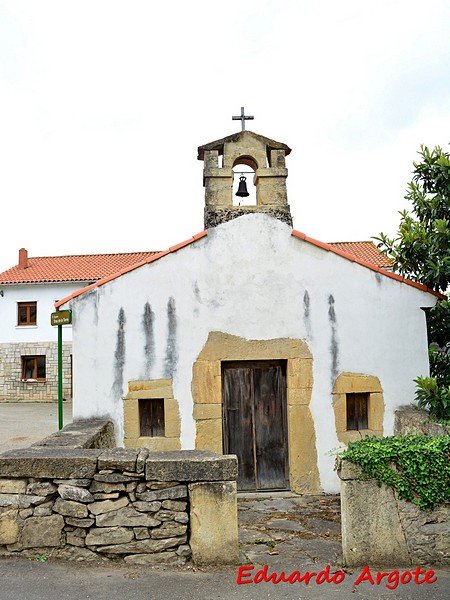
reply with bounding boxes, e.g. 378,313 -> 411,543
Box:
237,564 -> 437,590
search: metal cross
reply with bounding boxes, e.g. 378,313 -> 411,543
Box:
232,107 -> 254,131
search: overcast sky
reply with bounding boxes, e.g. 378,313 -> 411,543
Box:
1,0 -> 450,273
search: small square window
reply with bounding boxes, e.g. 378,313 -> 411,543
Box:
18,302 -> 37,326
139,398 -> 165,437
22,356 -> 46,381
346,393 -> 369,431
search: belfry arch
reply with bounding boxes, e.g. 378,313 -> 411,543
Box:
232,156 -> 257,206
198,130 -> 293,228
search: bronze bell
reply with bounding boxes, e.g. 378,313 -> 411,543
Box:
236,175 -> 250,197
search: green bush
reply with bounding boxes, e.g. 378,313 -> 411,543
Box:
339,435 -> 450,510
415,375 -> 450,420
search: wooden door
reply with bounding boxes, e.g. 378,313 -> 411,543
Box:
222,360 -> 289,491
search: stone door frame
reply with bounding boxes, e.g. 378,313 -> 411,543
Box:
191,332 -> 320,494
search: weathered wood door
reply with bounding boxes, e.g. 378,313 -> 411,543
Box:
222,360 -> 289,491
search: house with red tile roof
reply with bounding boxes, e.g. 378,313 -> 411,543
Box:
0,249 -> 159,403
55,130 -> 441,495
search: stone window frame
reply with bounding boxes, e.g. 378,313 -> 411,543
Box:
123,379 -> 181,451
333,372 -> 384,444
17,301 -> 37,327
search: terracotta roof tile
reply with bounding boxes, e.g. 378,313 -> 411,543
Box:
328,241 -> 392,268
0,252 -> 160,284
292,230 -> 444,299
55,232 -> 207,308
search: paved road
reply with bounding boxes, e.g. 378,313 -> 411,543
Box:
0,555 -> 449,600
0,402 -> 72,452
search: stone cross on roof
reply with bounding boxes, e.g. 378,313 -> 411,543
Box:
232,107 -> 254,131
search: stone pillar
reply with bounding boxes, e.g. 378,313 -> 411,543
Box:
188,481 -> 239,565
254,167 -> 289,206
203,150 -> 233,208
339,461 -> 410,566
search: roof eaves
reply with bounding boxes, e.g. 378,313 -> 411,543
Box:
0,278 -> 96,286
55,231 -> 207,309
197,131 -> 291,160
291,229 -> 445,299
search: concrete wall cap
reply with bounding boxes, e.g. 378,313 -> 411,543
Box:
98,449 -> 138,471
145,450 -> 238,482
32,419 -> 114,449
0,447 -> 101,479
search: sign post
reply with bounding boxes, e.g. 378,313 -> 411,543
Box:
51,310 -> 72,430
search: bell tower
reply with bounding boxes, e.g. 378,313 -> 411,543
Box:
197,130 -> 293,228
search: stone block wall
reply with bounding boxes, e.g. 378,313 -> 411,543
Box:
0,442 -> 238,565
338,461 -> 450,567
395,409 -> 450,437
0,341 -> 72,402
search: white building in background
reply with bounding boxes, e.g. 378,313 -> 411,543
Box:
56,130 -> 442,494
0,249 -> 158,402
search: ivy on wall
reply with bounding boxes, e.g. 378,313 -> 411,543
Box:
339,435 -> 450,510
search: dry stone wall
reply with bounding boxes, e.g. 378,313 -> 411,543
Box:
0,421 -> 238,565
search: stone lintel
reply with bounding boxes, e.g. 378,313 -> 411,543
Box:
254,167 -> 288,178
0,448 -> 101,479
124,436 -> 181,452
203,168 -> 233,178
127,379 -> 173,394
145,450 -> 238,482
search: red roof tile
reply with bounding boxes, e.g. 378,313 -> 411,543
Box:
0,252 -> 160,284
292,230 -> 444,299
328,241 -> 392,268
55,232 -> 207,308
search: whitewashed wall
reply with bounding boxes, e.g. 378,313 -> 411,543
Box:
0,282 -> 84,343
64,215 -> 437,492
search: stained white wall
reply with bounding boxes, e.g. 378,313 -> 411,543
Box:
64,215 -> 437,492
0,282 -> 86,343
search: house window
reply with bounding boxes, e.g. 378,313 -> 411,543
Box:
139,398 -> 165,437
18,302 -> 37,326
346,393 -> 369,431
22,356 -> 46,381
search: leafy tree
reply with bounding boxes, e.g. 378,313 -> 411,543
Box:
427,299 -> 450,391
375,145 -> 450,418
375,145 -> 450,292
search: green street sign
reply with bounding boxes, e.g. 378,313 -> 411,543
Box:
51,310 -> 72,326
